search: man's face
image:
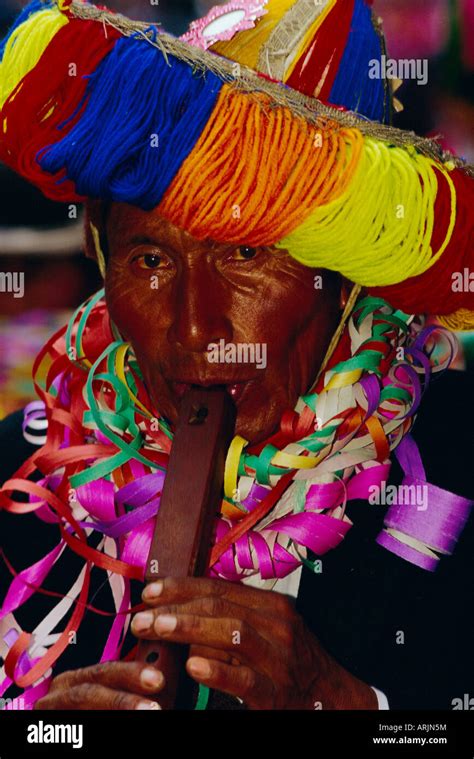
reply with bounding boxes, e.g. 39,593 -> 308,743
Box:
103,203 -> 342,443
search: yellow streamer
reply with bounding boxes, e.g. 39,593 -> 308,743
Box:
115,344 -> 153,418
224,435 -> 248,498
324,369 -> 362,391
270,450 -> 321,468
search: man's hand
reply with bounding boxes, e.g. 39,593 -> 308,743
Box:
131,577 -> 378,710
34,662 -> 164,710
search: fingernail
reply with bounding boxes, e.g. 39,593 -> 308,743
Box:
133,611 -> 154,632
188,658 -> 211,678
155,614 -> 177,633
143,581 -> 163,600
140,668 -> 164,690
136,700 -> 161,710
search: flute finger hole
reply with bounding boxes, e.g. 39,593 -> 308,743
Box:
145,651 -> 160,664
188,404 -> 209,425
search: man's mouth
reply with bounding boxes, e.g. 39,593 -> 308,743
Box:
170,380 -> 248,402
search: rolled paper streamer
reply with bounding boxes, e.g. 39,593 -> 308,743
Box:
22,400 -> 48,445
22,399 -> 46,421
376,475 -> 473,569
376,530 -> 439,572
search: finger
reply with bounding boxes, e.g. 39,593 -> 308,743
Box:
134,594 -> 294,653
138,595 -> 251,628
189,643 -> 240,666
36,683 -> 161,711
142,577 -> 295,617
48,662 -> 165,697
132,612 -> 272,670
186,656 -> 272,709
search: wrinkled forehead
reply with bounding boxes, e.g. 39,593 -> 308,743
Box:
104,202 -> 221,250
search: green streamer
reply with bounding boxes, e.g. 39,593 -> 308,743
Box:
194,684 -> 210,710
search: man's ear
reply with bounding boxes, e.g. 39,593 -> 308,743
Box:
339,277 -> 367,309
84,199 -> 108,278
339,277 -> 352,309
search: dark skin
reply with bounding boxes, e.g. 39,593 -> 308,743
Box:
36,202 -> 377,710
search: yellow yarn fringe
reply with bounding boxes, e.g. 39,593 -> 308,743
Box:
277,142 -> 457,286
437,309 -> 474,331
0,8 -> 68,109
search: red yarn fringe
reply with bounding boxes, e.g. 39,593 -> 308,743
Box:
372,167 -> 474,315
0,19 -> 121,201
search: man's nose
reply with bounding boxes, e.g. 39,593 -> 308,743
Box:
166,262 -> 233,353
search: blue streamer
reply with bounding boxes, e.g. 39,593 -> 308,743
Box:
329,0 -> 389,123
39,36 -> 223,209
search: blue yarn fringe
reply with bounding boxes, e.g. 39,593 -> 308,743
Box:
329,0 -> 389,123
39,36 -> 223,209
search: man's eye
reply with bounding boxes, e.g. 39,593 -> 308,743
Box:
133,253 -> 166,270
233,246 -> 258,261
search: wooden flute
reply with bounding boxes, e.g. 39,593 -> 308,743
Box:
135,386 -> 236,709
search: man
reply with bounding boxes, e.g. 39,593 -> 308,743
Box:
1,0 -> 473,711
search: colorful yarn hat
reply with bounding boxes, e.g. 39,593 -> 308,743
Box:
1,0 -> 474,709
0,0 -> 473,325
